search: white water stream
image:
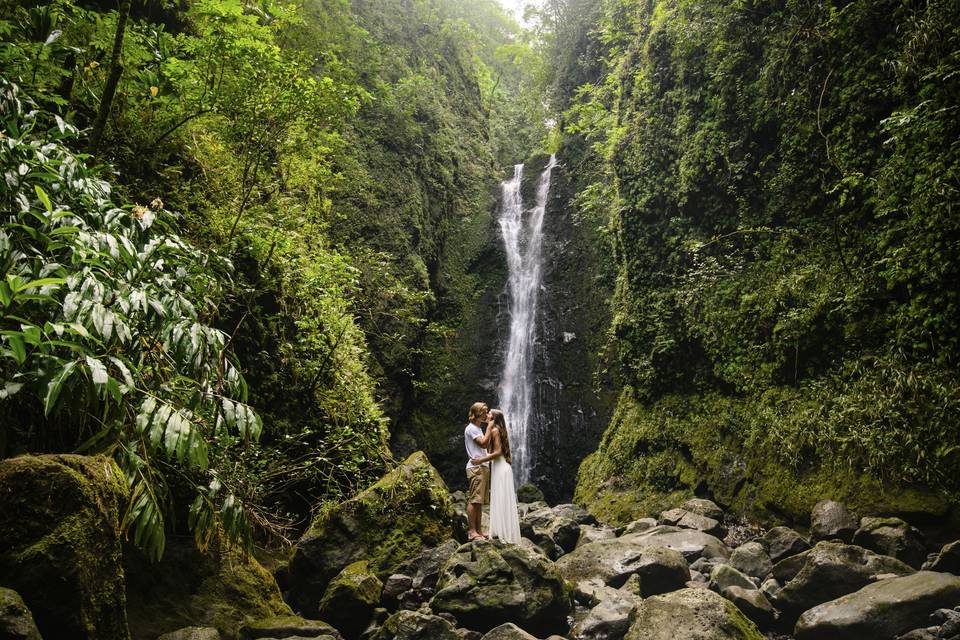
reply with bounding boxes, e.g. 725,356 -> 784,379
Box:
497,155 -> 557,484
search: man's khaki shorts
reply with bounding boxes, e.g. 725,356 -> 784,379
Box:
466,465 -> 489,505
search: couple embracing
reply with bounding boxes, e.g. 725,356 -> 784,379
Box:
464,401 -> 521,543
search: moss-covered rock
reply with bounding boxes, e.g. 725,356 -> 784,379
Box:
124,537 -> 291,640
0,454 -> 129,640
0,587 -> 42,640
288,451 -> 454,616
317,560 -> 382,639
238,615 -> 342,640
576,389 -> 954,526
625,588 -> 764,640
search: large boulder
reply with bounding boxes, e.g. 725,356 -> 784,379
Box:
628,546 -> 691,597
520,505 -> 581,559
852,516 -> 927,569
730,542 -> 772,580
157,629 -> 222,640
125,537 -> 292,640
430,540 -> 573,636
624,588 -> 764,640
658,508 -> 725,538
762,526 -> 811,563
0,454 -> 130,640
795,572 -> 960,640
570,591 -> 640,640
318,561 -> 383,640
370,610 -> 459,640
925,540 -> 960,574
480,623 -> 539,640
239,615 -> 343,640
681,498 -> 725,521
556,525 -> 728,588
0,587 -> 42,640
775,541 -> 915,620
384,540 -> 460,610
809,500 -> 858,543
289,452 -> 454,616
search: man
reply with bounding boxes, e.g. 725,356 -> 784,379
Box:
465,401 -> 491,541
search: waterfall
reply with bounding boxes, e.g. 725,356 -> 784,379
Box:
497,155 -> 557,485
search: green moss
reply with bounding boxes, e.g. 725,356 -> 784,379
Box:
722,599 -> 764,640
576,389 -> 955,526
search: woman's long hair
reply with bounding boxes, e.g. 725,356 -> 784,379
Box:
489,409 -> 512,464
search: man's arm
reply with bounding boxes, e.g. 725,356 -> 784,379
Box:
471,429 -> 501,465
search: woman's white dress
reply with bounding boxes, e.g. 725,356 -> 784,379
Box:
488,455 -> 521,543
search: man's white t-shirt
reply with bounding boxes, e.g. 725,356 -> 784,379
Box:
465,423 -> 487,469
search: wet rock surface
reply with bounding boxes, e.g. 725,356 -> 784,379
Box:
625,588 -> 764,640
809,500 -> 858,543
0,587 -> 42,640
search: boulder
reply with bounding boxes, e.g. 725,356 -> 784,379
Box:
770,550 -> 810,584
622,518 -> 657,535
759,578 -> 779,600
730,542 -> 772,580
659,508 -> 725,538
157,629 -> 222,640
761,526 -> 811,564
318,561 -> 383,639
708,564 -> 755,593
369,610 -> 459,640
810,500 -> 858,543
289,452 -> 454,616
576,525 -> 617,548
925,540 -> 960,574
853,517 -> 927,569
516,484 -> 545,504
572,579 -> 621,607
552,503 -> 597,525
682,498 -> 725,521
239,615 -> 343,640
570,591 -> 639,640
775,541 -> 915,620
480,623 -> 539,640
520,505 -> 581,558
125,537 -> 292,640
0,587 -> 42,640
383,540 -> 460,609
625,588 -> 764,640
557,526 -> 727,589
795,572 -> 960,640
722,586 -> 775,629
629,546 -> 691,596
0,454 -> 129,640
382,575 -> 413,610
430,540 -> 572,636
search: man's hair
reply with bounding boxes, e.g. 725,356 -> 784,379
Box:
468,402 -> 488,421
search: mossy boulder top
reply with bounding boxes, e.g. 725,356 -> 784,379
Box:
288,451 -> 454,616
625,588 -> 764,640
0,454 -> 130,640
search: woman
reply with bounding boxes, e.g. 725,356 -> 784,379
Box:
470,409 -> 521,543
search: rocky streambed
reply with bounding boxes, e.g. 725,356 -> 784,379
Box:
2,452 -> 959,640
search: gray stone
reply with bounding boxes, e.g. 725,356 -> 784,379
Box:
430,539 -> 572,636
625,588 -> 764,640
0,588 -> 42,640
573,579 -> 621,606
770,550 -> 811,584
576,525 -> 617,548
776,541 -> 916,621
369,610 -> 459,640
456,631 -> 483,640
762,526 -> 811,563
896,630 -> 939,640
631,545 -> 691,596
571,591 -> 639,640
853,517 -> 928,569
760,578 -> 780,600
925,540 -> 960,574
552,503 -> 597,525
157,629 -> 222,640
730,542 -> 773,580
520,505 -> 581,558
709,564 -> 756,593
240,615 -> 344,640
397,540 -> 460,592
622,518 -> 657,535
723,586 -> 775,629
795,571 -> 960,640
659,508 -> 725,538
480,623 -> 539,640
810,500 -> 858,543
382,575 -> 413,609
682,498 -> 725,521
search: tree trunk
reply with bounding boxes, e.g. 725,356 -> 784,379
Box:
89,0 -> 131,155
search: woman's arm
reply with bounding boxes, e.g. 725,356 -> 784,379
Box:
475,422 -> 493,447
471,428 -> 502,465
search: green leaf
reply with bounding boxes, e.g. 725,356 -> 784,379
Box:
44,359 -> 77,415
35,184 -> 53,212
5,333 -> 26,365
0,282 -> 11,307
20,323 -> 41,346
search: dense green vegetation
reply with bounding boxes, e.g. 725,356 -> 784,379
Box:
0,0 -> 549,557
562,0 -> 960,520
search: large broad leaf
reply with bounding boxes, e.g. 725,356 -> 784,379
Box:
44,359 -> 77,415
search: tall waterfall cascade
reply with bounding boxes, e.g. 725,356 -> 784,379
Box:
497,155 -> 557,485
